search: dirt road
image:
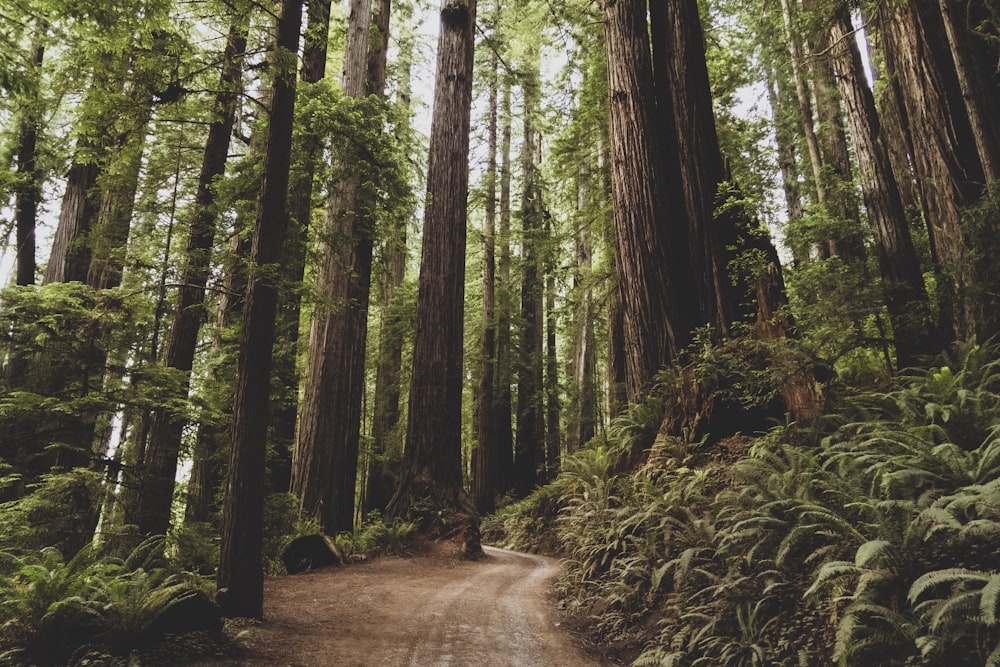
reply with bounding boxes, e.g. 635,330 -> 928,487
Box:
205,545 -> 611,667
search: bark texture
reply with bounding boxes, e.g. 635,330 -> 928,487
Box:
293,0 -> 389,535
474,52 -> 500,513
218,0 -> 303,618
387,0 -> 481,558
830,7 -> 937,367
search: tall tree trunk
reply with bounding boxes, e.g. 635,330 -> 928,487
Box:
544,252 -> 560,480
218,0 -> 302,618
132,15 -> 248,538
293,0 -> 390,535
13,41 -> 44,287
514,45 -> 545,496
185,229 -> 249,525
44,151 -> 100,284
386,0 -> 481,558
938,0 -> 1000,183
473,51 -> 499,514
495,77 -> 515,493
655,0 -> 736,330
808,48 -> 865,260
269,0 -> 334,496
830,6 -> 937,366
764,69 -> 805,253
880,0 -> 993,342
604,0 -> 694,403
567,171 -> 596,453
779,0 -> 827,210
599,136 -> 627,418
367,12 -> 415,518
85,111 -> 150,290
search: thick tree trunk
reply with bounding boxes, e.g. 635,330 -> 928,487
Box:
937,0 -> 1000,183
85,119 -> 149,290
514,46 -> 545,496
45,155 -> 100,285
293,0 -> 390,535
764,70 -> 805,256
808,48 -> 865,260
133,16 -> 248,538
387,0 -> 481,558
830,7 -> 937,367
604,0 -> 692,403
880,0 -> 990,342
655,0 -> 735,331
218,0 -> 302,618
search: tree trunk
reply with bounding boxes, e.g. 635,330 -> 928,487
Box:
779,0 -> 827,210
473,51 -> 499,514
808,47 -> 865,260
85,113 -> 150,290
764,69 -> 805,255
367,14 -> 415,518
599,137 -> 627,418
655,0 -> 736,330
44,153 -> 100,284
133,14 -> 248,538
544,252 -> 560,480
514,45 -> 545,496
937,0 -> 1000,184
386,0 -> 481,559
880,0 -> 992,342
13,42 -> 44,287
495,77 -> 515,493
217,0 -> 302,618
567,171 -> 596,453
604,0 -> 692,403
185,229 -> 249,525
269,0 -> 334,496
830,7 -> 937,367
293,0 -> 390,536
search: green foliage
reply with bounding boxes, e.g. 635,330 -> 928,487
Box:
0,468 -> 103,557
488,342 -> 1000,665
0,537 -> 220,665
335,512 -> 418,561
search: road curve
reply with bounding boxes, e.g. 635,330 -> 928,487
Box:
204,545 -> 609,666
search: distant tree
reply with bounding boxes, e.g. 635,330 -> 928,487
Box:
514,43 -> 544,495
474,47 -> 501,513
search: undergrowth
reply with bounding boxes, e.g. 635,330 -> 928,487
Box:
485,341 -> 1000,666
0,536 -> 225,666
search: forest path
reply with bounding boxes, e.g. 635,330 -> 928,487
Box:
198,544 -> 612,666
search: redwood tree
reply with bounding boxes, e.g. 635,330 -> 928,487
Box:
218,0 -> 303,618
387,0 -> 481,557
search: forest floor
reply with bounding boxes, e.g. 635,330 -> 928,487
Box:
192,544 -> 615,667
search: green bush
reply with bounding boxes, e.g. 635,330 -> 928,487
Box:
488,342 -> 1000,666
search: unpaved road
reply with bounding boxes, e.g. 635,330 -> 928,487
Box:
202,545 -> 611,666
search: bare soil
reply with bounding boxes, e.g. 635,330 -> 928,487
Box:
194,544 -> 614,667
